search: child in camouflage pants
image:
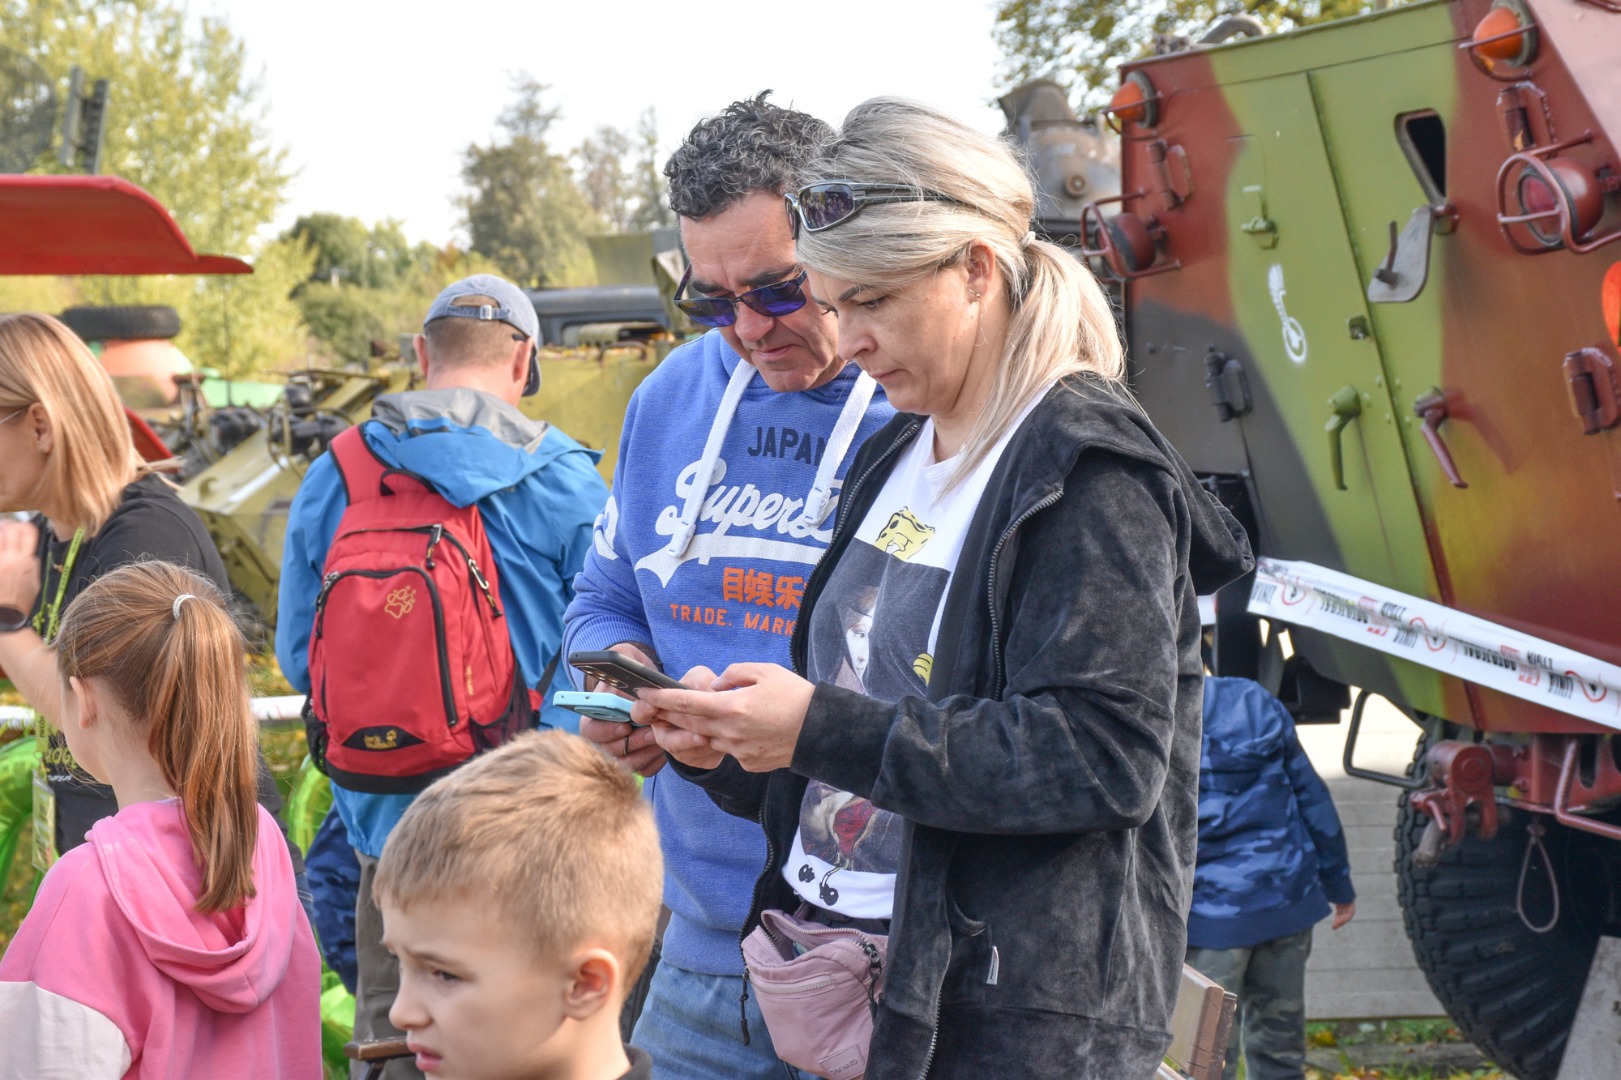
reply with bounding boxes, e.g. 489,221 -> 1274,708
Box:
1186,677 -> 1357,1080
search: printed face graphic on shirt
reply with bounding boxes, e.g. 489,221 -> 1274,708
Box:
801,535 -> 951,882
844,612 -> 873,684
874,508 -> 935,560
812,539 -> 947,702
799,780 -> 903,873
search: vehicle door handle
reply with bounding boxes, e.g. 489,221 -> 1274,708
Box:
1563,347 -> 1621,434
1413,390 -> 1468,489
1325,385 -> 1363,491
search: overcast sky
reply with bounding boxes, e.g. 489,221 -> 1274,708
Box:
199,0 -> 1014,247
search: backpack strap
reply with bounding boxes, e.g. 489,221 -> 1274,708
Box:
329,424 -> 436,502
536,651 -> 561,700
329,425 -> 387,505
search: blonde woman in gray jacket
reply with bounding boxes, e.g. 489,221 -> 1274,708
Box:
637,98 -> 1253,1079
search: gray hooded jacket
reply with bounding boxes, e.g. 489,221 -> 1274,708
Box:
679,375 -> 1254,1079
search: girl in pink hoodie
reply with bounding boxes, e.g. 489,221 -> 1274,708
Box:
0,561 -> 321,1078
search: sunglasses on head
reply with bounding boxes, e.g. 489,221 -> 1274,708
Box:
785,182 -> 963,239
674,267 -> 810,329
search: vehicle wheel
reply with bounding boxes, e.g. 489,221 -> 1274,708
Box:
59,304 -> 182,341
1394,731 -> 1620,1080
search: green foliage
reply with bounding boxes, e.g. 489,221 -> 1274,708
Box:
174,236 -> 317,379
0,0 -> 304,375
295,283 -> 390,367
285,213 -> 438,291
0,276 -> 78,317
293,239 -> 507,367
577,125 -> 634,233
995,0 -> 1373,112
628,108 -> 675,232
460,77 -> 602,289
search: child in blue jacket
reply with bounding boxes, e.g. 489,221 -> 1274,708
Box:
1186,676 -> 1357,1080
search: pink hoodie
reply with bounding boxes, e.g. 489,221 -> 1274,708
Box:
0,800 -> 321,1078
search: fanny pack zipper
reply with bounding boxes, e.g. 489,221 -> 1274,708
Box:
748,975 -> 839,995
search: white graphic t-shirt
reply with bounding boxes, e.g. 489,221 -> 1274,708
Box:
788,395 -> 1045,920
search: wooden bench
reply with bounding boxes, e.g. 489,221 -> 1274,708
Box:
345,1037 -> 412,1080
1158,963 -> 1238,1080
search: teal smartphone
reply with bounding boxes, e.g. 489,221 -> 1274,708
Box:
553,690 -> 644,726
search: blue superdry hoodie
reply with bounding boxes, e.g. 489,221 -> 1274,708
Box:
563,330 -> 893,977
276,388 -> 608,857
1188,676 -> 1357,949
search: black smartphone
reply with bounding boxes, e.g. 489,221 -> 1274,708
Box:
568,650 -> 685,694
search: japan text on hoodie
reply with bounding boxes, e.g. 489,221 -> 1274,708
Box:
0,800 -> 322,1078
563,330 -> 893,976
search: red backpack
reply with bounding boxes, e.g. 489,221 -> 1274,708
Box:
305,426 -> 536,793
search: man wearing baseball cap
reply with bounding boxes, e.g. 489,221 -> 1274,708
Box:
276,274 -> 608,1078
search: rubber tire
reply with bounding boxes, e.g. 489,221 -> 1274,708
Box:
59,304 -> 182,341
1395,733 -> 1606,1080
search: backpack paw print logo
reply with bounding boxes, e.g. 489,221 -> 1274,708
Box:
385,586 -> 417,619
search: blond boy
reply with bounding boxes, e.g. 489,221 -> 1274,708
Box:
375,731 -> 662,1080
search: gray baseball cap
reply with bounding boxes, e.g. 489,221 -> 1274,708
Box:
423,274 -> 539,342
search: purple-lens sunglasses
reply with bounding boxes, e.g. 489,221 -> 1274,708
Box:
674,267 -> 810,328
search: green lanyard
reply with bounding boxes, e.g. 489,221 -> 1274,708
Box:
33,527 -> 85,777
33,527 -> 84,644
30,527 -> 87,871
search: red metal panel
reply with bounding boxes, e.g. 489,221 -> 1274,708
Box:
0,175 -> 252,276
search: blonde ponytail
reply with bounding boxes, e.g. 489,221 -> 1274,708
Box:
54,562 -> 259,912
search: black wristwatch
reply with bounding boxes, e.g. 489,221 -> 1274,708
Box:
0,605 -> 31,633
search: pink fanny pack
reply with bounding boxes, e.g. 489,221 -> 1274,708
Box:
742,907 -> 888,1080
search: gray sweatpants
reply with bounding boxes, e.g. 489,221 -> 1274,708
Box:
353,851 -> 422,1080
1185,927 -> 1314,1080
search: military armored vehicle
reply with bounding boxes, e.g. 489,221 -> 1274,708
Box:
1028,1 -> 1620,1074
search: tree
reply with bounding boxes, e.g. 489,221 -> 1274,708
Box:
995,0 -> 1370,112
289,227 -> 508,367
460,77 -> 601,288
0,0 -> 305,374
627,108 -> 674,232
284,213 -> 435,290
576,125 -> 633,233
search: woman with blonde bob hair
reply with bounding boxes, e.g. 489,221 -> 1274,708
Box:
636,98 -> 1253,1078
0,312 -> 294,873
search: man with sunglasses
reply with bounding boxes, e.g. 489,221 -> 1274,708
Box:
563,93 -> 894,1079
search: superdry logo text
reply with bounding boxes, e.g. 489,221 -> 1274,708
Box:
595,458 -> 838,585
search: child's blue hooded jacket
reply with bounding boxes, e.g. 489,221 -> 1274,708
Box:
1189,677 -> 1356,949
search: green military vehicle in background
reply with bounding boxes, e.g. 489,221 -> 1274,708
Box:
1018,1 -> 1619,1075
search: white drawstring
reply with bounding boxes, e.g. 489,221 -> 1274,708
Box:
665,359 -> 757,558
800,372 -> 877,528
664,364 -> 878,559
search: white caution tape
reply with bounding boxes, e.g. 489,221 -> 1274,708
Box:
250,696 -> 306,723
2,698 -> 304,731
1247,557 -> 1621,730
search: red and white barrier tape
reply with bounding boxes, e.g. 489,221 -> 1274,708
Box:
1247,557 -> 1621,730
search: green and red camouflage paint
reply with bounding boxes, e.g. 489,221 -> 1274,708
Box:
1020,3 -> 1621,1075
1110,0 -> 1621,738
